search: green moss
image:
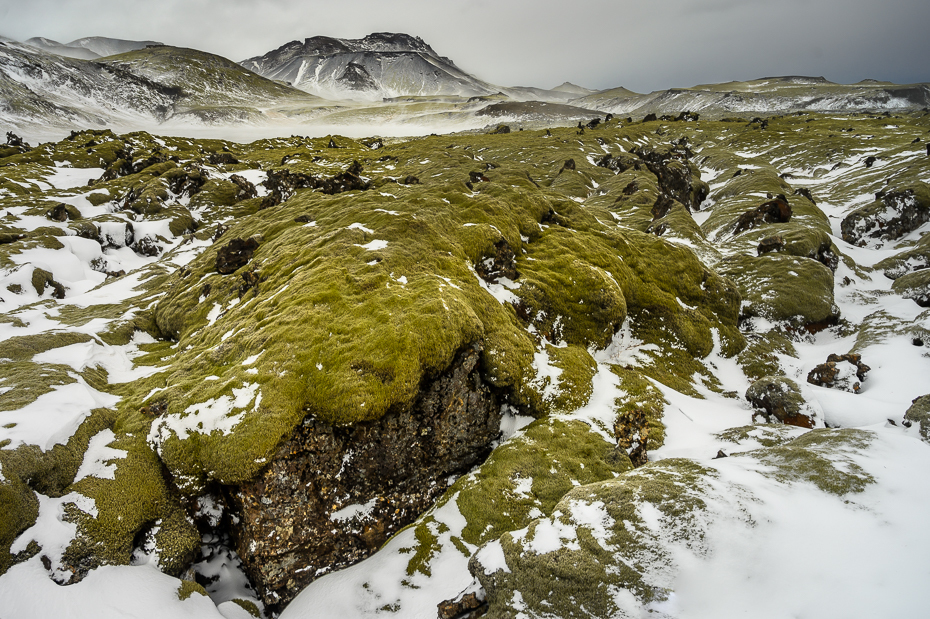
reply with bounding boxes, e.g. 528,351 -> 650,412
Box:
715,423 -> 805,448
904,395 -> 930,443
738,429 -> 874,495
718,253 -> 837,325
891,268 -> 930,307
0,468 -> 39,575
177,579 -> 209,601
231,598 -> 262,617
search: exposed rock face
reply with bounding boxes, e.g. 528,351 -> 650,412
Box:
633,145 -> 707,211
746,376 -> 817,428
840,184 -> 930,246
476,239 -> 518,284
215,236 -> 260,274
733,195 -> 792,234
227,342 -> 501,610
807,353 -> 870,393
757,234 -> 785,255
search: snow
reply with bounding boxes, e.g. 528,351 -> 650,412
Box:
73,429 -> 127,482
45,166 -> 105,190
355,239 -> 389,251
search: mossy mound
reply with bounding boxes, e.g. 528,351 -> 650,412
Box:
717,253 -> 838,325
904,395 -> 930,443
891,268 -> 930,307
472,429 -> 876,618
874,233 -> 930,279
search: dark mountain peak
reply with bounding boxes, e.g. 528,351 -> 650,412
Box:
301,32 -> 435,56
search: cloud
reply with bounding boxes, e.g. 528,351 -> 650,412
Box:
0,0 -> 927,92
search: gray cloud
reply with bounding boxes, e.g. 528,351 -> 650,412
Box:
0,0 -> 927,93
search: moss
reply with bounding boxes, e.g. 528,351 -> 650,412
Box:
177,579 -> 209,601
738,429 -> 874,495
891,268 -> 930,307
475,428 -> 880,618
718,253 -> 837,325
715,423 -> 805,448
737,330 -> 798,380
0,468 -> 39,575
231,598 -> 262,617
904,395 -> 930,443
63,434 -> 196,575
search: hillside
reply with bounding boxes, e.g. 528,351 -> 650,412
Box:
0,111 -> 928,617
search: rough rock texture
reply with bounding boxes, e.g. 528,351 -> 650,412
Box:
438,592 -> 488,619
746,376 -> 817,428
840,183 -> 930,246
876,233 -> 930,279
807,353 -> 870,393
227,343 -> 501,610
215,236 -> 261,275
892,268 -> 930,307
904,394 -> 930,443
633,145 -> 708,211
476,239 -> 518,284
733,195 -> 792,235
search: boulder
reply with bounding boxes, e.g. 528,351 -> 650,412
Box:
891,268 -> 930,307
228,343 -> 501,610
757,234 -> 785,255
840,183 -> 930,246
746,376 -> 817,428
732,195 -> 792,235
807,353 -> 870,393
904,394 -> 930,443
215,236 -> 261,275
875,233 -> 930,279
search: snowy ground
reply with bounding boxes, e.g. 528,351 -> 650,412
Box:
1,118 -> 928,618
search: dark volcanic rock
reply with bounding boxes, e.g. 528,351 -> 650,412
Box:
216,236 -> 261,274
476,238 -> 518,284
841,186 -> 930,246
633,146 -> 707,211
732,195 -> 792,235
438,591 -> 488,619
46,203 -> 80,222
746,376 -> 816,428
208,152 -> 240,165
318,160 -> 370,195
228,174 -> 258,201
757,235 -> 785,256
228,342 -> 501,610
807,353 -> 870,393
262,169 -> 318,205
614,407 -> 651,466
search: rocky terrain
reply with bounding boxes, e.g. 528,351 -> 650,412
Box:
0,107 -> 928,618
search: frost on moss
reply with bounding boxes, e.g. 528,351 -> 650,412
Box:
718,253 -> 838,326
473,429 -> 879,618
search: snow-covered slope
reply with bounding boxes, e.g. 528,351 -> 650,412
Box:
67,37 -> 163,58
241,32 -> 503,101
574,76 -> 930,116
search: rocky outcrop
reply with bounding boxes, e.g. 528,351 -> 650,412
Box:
733,195 -> 792,235
840,183 -> 930,246
904,394 -> 930,443
746,376 -> 817,428
807,353 -> 870,393
215,236 -> 261,274
227,342 -> 501,610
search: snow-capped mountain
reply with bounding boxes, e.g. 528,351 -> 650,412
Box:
240,32 -> 502,101
571,76 -> 930,116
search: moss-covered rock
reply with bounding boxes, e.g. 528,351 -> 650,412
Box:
745,376 -> 819,428
904,394 -> 930,443
717,253 -> 838,326
891,268 -> 930,307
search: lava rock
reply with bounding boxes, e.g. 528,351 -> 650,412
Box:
263,168 -> 318,205
489,125 -> 510,134
794,187 -> 816,204
746,376 -> 817,428
207,152 -> 239,165
438,591 -> 487,619
133,236 -> 162,257
46,203 -> 80,222
476,238 -> 518,284
228,342 -> 501,611
891,268 -> 930,307
633,146 -> 707,211
757,235 -> 785,256
216,236 -> 261,274
614,407 -> 651,466
318,160 -> 370,195
31,267 -> 66,299
807,353 -> 870,393
904,394 -> 930,443
864,155 -> 877,168
840,184 -> 930,246
732,195 -> 792,235
228,174 -> 258,201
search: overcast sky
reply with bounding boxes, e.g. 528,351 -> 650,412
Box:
1,0 -> 928,93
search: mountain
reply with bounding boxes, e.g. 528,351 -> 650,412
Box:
572,76 -> 930,117
240,32 -> 503,101
0,40 -> 324,139
25,36 -> 101,60
66,36 -> 163,58
23,36 -> 162,60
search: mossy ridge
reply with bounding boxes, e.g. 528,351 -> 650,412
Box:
475,458 -> 715,619
851,309 -> 930,353
714,423 -> 807,449
475,428 -> 880,618
396,418 -> 632,579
